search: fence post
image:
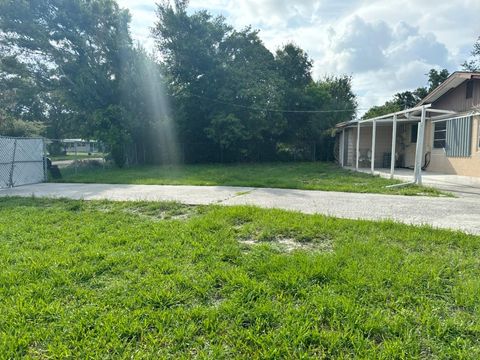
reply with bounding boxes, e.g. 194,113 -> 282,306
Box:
8,139 -> 17,188
74,141 -> 78,175
102,143 -> 107,170
43,139 -> 48,182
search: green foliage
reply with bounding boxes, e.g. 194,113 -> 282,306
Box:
275,43 -> 313,88
1,0 -> 359,164
0,56 -> 47,123
54,162 -> 445,196
362,101 -> 402,120
0,197 -> 478,357
93,105 -> 131,167
363,69 -> 449,120
153,4 -> 357,162
0,0 -> 150,166
428,68 -> 450,91
0,110 -> 45,137
0,0 -> 131,120
463,36 -> 480,72
205,113 -> 247,150
153,2 -> 287,161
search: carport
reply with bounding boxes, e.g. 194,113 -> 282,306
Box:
338,104 -> 458,185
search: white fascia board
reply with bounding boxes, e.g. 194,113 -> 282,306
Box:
358,104 -> 432,123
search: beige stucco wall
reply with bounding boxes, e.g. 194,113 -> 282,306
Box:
425,115 -> 480,177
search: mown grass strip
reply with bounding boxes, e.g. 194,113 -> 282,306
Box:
53,162 -> 446,196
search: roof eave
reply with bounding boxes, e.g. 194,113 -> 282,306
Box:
416,71 -> 480,106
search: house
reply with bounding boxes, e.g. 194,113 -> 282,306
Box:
336,72 -> 480,182
62,139 -> 100,154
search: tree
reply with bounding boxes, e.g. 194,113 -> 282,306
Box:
362,101 -> 401,120
153,1 -> 359,162
463,36 -> 480,72
362,90 -> 423,119
314,76 -> 357,161
0,0 -> 137,166
317,76 -> 357,129
93,105 -> 131,167
275,44 -> 313,88
1,0 -> 360,165
153,0 -> 232,152
275,44 -> 314,146
153,0 -> 287,162
0,55 -> 48,123
363,68 -> 449,119
119,46 -> 176,164
0,110 -> 45,137
204,113 -> 247,161
427,69 -> 450,91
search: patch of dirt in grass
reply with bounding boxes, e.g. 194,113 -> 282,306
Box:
90,202 -> 198,221
239,234 -> 333,253
230,217 -> 254,232
27,342 -> 48,358
123,205 -> 197,221
209,295 -> 225,308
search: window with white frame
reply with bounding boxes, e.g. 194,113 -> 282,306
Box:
433,121 -> 447,149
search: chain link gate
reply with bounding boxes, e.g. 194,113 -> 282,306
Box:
0,136 -> 46,189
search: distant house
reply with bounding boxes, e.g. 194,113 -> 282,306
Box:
62,139 -> 100,154
336,72 -> 480,181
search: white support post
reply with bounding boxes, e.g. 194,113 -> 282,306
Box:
43,138 -> 48,182
390,115 -> 397,179
356,122 -> 360,170
74,142 -> 78,175
413,106 -> 426,185
340,129 -> 345,167
371,120 -> 376,174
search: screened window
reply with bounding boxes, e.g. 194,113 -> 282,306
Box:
466,80 -> 473,99
434,121 -> 447,148
410,124 -> 418,143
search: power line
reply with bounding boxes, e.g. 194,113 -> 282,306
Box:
187,93 -> 367,114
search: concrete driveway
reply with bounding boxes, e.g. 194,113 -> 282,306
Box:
353,167 -> 480,197
2,183 -> 480,235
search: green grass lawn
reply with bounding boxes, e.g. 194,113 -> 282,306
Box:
54,162 -> 445,196
1,197 -> 479,358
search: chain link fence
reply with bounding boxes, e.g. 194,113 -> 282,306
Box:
46,139 -> 107,177
0,136 -> 107,188
0,136 -> 334,185
42,139 -> 333,178
0,136 -> 46,188
178,141 -> 323,163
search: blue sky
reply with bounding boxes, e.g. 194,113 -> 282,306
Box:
118,0 -> 480,113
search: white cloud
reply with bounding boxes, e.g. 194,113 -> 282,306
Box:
323,16 -> 393,73
117,0 -> 157,49
118,0 -> 480,114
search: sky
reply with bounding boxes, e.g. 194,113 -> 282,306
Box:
117,0 -> 480,113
